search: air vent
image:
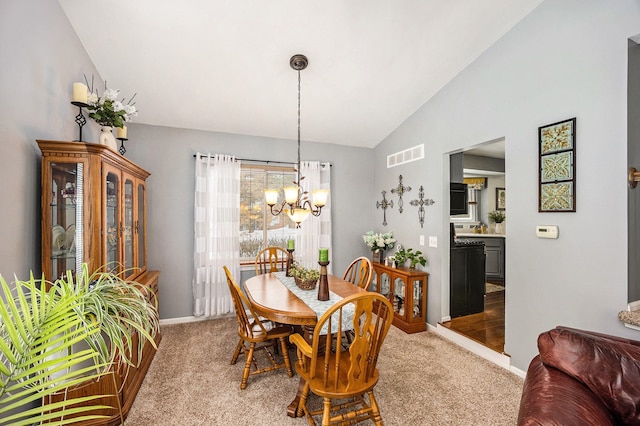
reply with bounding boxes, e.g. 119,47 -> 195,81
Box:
387,144 -> 424,168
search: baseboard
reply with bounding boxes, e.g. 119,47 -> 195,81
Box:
510,365 -> 527,378
159,313 -> 234,326
433,323 -> 511,371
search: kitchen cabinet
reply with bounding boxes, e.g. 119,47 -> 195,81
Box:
369,263 -> 427,333
462,236 -> 505,282
450,245 -> 486,317
38,140 -> 160,425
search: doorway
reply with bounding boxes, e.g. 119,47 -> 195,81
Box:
443,139 -> 506,354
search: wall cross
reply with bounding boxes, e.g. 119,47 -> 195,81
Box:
376,190 -> 394,226
409,185 -> 435,228
391,174 -> 411,213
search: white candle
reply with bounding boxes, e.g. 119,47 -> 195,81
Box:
72,82 -> 88,103
117,126 -> 127,139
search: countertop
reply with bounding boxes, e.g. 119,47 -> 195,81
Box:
455,233 -> 505,238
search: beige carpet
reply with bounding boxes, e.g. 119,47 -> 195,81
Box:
126,317 -> 523,425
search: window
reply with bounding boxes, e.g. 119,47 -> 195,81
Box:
240,164 -> 297,263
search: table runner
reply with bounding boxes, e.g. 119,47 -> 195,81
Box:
273,272 -> 354,334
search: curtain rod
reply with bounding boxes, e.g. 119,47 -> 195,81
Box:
193,154 -> 331,166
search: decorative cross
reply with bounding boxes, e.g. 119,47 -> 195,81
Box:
409,185 -> 435,228
390,174 -> 411,213
376,190 -> 394,226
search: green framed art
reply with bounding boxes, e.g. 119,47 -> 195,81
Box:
538,117 -> 576,212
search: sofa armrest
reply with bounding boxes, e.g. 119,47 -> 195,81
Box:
517,355 -> 615,426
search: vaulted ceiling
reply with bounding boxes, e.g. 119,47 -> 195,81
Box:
59,0 -> 542,148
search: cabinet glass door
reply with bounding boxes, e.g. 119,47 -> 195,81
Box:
412,279 -> 423,319
394,277 -> 405,316
105,171 -> 119,269
136,182 -> 146,269
379,272 -> 390,299
50,162 -> 84,280
123,177 -> 134,273
369,270 -> 378,292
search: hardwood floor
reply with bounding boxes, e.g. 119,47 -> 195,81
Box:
441,289 -> 505,354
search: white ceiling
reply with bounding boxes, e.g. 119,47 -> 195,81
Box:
58,0 -> 542,148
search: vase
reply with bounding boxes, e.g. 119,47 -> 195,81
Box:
99,126 -> 118,151
494,222 -> 504,234
372,249 -> 384,263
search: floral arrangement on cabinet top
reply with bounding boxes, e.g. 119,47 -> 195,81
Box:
362,231 -> 396,253
86,85 -> 138,129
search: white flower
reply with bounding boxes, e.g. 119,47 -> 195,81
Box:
103,88 -> 119,101
362,231 -> 396,251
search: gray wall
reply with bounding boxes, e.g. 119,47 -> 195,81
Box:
0,1 -> 102,279
374,0 -> 640,370
124,124 -> 374,319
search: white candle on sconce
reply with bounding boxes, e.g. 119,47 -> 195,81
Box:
72,82 -> 88,104
117,126 -> 127,139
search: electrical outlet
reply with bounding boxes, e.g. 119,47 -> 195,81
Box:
429,236 -> 437,248
419,235 -> 425,246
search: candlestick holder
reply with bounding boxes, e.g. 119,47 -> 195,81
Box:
117,137 -> 128,155
286,248 -> 294,276
317,260 -> 330,301
70,101 -> 89,142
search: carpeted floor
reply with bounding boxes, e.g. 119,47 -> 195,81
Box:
125,317 -> 523,425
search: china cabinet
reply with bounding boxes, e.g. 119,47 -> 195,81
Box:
37,140 -> 160,425
369,263 -> 427,333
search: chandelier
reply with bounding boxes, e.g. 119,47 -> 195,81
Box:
264,54 -> 329,227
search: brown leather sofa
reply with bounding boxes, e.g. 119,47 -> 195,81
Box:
517,326 -> 640,425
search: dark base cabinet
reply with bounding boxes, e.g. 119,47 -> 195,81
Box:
450,246 -> 486,318
460,236 -> 505,282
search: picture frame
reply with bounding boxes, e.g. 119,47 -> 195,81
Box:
538,117 -> 576,212
496,187 -> 506,210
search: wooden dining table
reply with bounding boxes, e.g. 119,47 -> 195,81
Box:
243,272 -> 367,418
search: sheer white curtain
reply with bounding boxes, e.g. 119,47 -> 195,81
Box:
193,154 -> 241,317
297,161 -> 332,273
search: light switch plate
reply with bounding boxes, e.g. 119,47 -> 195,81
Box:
419,235 -> 425,246
536,225 -> 559,239
429,236 -> 437,247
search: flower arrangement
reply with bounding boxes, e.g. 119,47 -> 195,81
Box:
488,210 -> 506,223
362,231 -> 396,252
86,82 -> 138,128
289,263 -> 320,282
289,263 -> 320,290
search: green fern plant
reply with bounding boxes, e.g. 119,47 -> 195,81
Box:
0,264 -> 159,425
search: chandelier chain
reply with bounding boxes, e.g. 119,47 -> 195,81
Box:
297,68 -> 302,186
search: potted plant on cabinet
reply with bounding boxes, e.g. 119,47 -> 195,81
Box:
393,247 -> 426,269
488,210 -> 506,234
0,264 -> 159,425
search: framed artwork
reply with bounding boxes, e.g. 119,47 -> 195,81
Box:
538,117 -> 576,212
496,187 -> 506,210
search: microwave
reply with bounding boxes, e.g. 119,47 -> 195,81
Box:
450,182 -> 468,215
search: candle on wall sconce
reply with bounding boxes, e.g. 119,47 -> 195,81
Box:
116,126 -> 128,156
70,82 -> 90,142
72,82 -> 88,104
287,239 -> 295,250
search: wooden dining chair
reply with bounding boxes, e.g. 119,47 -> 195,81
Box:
223,266 -> 293,390
343,256 -> 374,289
254,246 -> 289,275
289,292 -> 394,425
